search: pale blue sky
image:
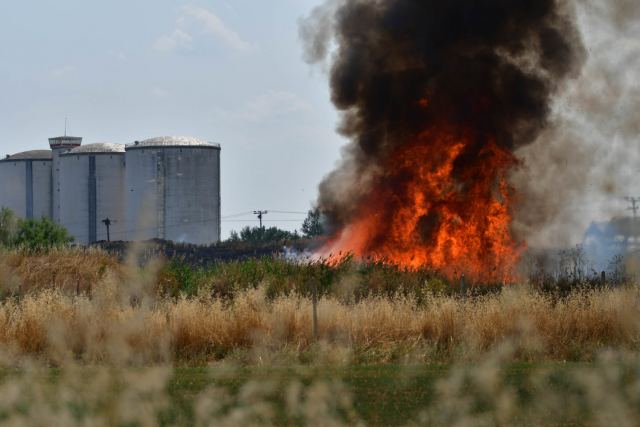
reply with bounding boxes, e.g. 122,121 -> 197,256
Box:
0,0 -> 343,237
2,1 -> 638,248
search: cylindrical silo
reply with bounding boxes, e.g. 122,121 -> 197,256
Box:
59,143 -> 126,244
49,136 -> 82,223
125,136 -> 221,245
0,150 -> 53,219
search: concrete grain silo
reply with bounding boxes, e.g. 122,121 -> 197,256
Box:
59,143 -> 126,244
0,150 -> 53,219
49,136 -> 82,223
125,136 -> 221,245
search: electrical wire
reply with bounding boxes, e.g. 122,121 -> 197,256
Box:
221,211 -> 255,219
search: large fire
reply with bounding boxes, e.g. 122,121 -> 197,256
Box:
319,125 -> 523,283
304,0 -> 584,283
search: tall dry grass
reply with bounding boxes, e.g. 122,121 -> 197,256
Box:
0,248 -> 639,425
0,283 -> 638,364
0,246 -> 637,364
0,247 -> 119,295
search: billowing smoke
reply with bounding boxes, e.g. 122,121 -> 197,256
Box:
301,0 -> 586,277
511,0 -> 640,249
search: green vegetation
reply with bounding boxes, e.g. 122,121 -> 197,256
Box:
163,362 -> 623,426
13,217 -> 74,251
158,255 -> 449,300
301,208 -> 324,237
0,360 -> 638,426
0,208 -> 73,251
228,226 -> 300,244
164,364 -> 448,426
0,208 -> 17,246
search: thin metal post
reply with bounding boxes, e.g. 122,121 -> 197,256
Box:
102,218 -> 112,242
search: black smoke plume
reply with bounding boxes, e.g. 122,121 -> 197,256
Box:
301,0 -> 585,239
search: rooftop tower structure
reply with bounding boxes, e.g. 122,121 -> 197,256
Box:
49,136 -> 82,222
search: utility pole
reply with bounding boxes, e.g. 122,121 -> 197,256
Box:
253,210 -> 268,228
625,197 -> 640,251
101,218 -> 112,242
625,197 -> 640,220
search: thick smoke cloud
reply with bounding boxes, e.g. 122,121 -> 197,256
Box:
512,0 -> 640,248
301,0 -> 585,240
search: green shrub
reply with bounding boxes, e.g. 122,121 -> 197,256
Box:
13,217 -> 74,251
229,226 -> 300,244
0,207 -> 18,247
154,256 -> 454,301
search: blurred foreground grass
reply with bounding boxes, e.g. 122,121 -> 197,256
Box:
0,360 -> 635,426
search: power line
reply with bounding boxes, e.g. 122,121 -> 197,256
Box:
221,211 -> 255,219
33,208 -> 308,242
268,210 -> 308,215
221,210 -> 307,218
44,214 -> 306,241
221,219 -> 303,223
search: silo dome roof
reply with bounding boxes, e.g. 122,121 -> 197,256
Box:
2,150 -> 53,161
64,143 -> 125,154
126,136 -> 220,149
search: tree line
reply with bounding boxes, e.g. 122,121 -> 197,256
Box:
0,207 -> 326,249
228,209 -> 324,244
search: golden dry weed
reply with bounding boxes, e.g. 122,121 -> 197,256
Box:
0,249 -> 639,425
0,284 -> 638,364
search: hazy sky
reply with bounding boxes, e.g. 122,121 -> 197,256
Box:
2,1 -> 639,246
0,0 -> 342,237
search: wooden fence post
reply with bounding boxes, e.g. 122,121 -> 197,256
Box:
312,280 -> 318,341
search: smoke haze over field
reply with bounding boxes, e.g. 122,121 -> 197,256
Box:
302,0 -> 640,256
512,0 -> 640,248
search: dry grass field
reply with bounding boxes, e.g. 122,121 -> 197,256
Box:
1,281 -> 639,365
0,247 -> 639,425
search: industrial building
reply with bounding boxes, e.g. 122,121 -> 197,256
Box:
125,137 -> 221,245
0,150 -> 53,219
0,135 -> 221,245
59,143 -> 126,244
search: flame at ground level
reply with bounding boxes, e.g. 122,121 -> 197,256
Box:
319,129 -> 524,283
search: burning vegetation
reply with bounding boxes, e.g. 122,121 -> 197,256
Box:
302,0 -> 585,282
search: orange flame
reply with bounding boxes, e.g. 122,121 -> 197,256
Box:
319,127 -> 523,283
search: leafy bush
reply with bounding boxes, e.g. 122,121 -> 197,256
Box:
302,208 -> 324,237
155,256 -> 451,301
13,217 -> 74,251
0,207 -> 18,247
228,226 -> 300,244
